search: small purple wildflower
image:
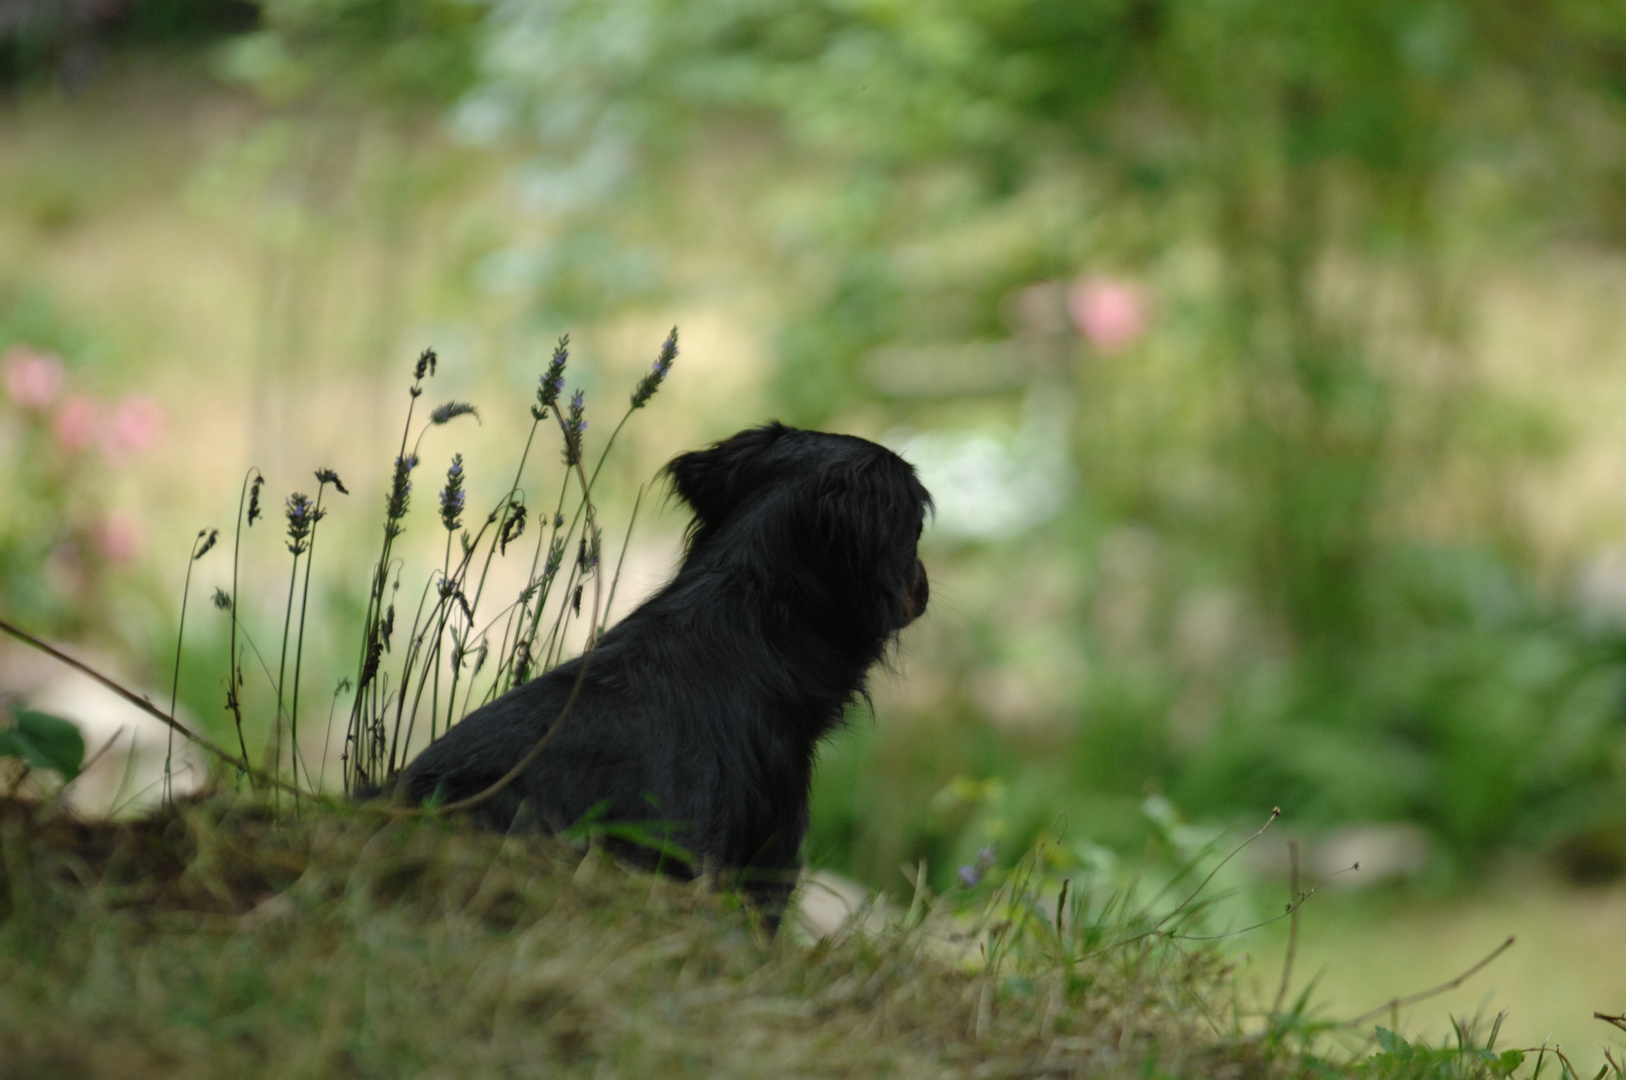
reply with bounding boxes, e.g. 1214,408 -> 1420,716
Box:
958,846 -> 998,889
247,475 -> 264,526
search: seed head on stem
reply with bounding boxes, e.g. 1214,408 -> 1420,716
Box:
315,468 -> 349,494
430,401 -> 480,426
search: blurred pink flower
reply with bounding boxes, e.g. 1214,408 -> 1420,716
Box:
54,395 -> 101,452
1068,276 -> 1149,353
97,514 -> 143,564
103,395 -> 166,459
2,345 -> 66,409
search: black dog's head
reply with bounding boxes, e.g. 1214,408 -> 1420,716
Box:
664,423 -> 931,640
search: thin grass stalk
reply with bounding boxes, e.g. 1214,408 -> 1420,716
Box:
371,409 -> 482,763
420,401 -> 608,817
390,509 -> 495,770
274,549 -> 298,781
460,416 -> 544,638
165,528 -> 218,804
274,490 -> 323,789
388,570 -> 450,774
515,471 -> 575,675
318,678 -> 349,785
288,471 -> 345,791
225,470 -> 262,778
441,593 -> 477,741
347,351 -> 433,791
536,327 -> 677,637
540,539 -> 587,673
599,484 -> 645,634
432,528 -> 454,744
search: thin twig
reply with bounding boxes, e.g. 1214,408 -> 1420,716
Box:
1077,807 -> 1281,960
226,468 -> 260,774
1346,936 -> 1516,1027
0,616 -> 302,798
166,531 -> 210,804
1157,807 -> 1280,932
1271,839 -> 1301,1016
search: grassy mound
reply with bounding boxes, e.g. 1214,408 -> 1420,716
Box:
0,795 -> 1561,1080
0,795 -> 1264,1079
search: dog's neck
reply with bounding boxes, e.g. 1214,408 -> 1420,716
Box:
630,560 -> 885,739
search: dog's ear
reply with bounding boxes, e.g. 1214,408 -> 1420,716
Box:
664,423 -> 790,530
812,455 -> 927,578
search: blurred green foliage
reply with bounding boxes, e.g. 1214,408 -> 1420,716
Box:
222,0 -> 479,109
14,0 -> 1626,889
445,0 -> 1626,884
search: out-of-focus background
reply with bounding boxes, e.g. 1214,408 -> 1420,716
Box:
3,0 -> 1626,1062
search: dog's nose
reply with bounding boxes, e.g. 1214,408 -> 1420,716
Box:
907,559 -> 929,621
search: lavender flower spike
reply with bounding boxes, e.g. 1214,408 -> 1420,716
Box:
285,493 -> 323,556
562,389 -> 587,467
385,453 -> 420,539
440,453 -> 466,532
533,334 -> 570,420
630,326 -> 678,409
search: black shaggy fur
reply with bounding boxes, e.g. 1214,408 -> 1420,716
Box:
393,423 -> 931,916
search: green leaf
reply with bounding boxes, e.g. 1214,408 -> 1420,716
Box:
1374,1027 -> 1409,1057
0,710 -> 86,781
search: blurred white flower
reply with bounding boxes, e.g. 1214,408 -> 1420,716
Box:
888,392 -> 1072,541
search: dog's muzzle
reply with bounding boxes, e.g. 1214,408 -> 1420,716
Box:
901,559 -> 930,624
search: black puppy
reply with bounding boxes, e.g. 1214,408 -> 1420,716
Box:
394,423 -> 931,916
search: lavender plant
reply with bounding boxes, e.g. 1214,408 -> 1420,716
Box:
323,332 -> 675,795
40,332 -> 681,806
